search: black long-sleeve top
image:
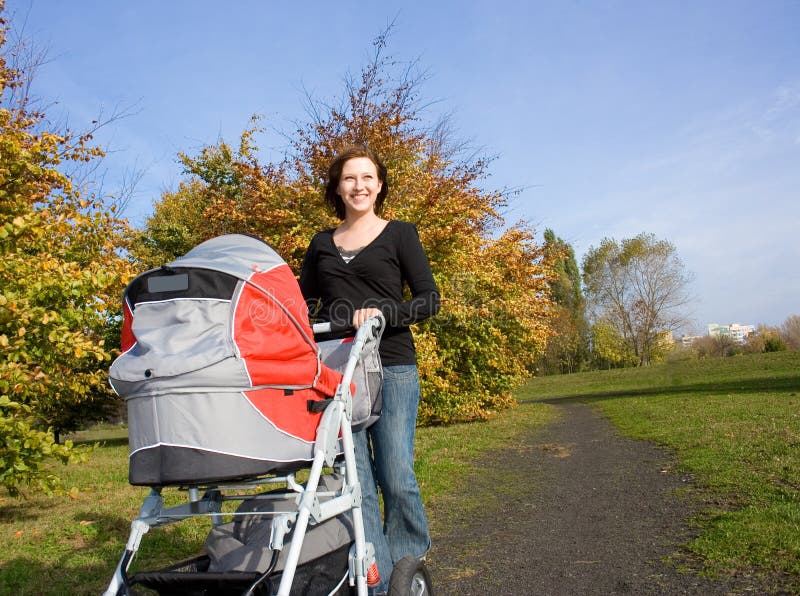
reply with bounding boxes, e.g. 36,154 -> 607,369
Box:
299,220 -> 440,366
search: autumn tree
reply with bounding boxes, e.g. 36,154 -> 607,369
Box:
135,33 -> 554,422
757,325 -> 787,352
589,320 -> 637,368
133,121 -> 333,272
535,229 -> 588,374
582,233 -> 692,366
696,334 -> 741,358
0,7 -> 133,495
781,315 -> 800,351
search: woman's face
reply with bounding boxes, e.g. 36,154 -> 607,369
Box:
337,157 -> 383,217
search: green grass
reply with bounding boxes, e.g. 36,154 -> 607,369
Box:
0,403 -> 556,595
0,426 -> 216,595
520,350 -> 800,586
5,351 -> 797,593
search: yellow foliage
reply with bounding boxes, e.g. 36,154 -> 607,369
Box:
0,8 -> 133,495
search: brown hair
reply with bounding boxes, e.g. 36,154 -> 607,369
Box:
325,145 -> 389,220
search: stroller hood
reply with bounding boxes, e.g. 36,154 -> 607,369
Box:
110,234 -> 343,486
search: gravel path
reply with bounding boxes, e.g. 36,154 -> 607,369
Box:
426,401 -> 768,595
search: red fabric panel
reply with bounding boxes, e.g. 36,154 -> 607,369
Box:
235,266 -> 319,386
316,362 -> 345,397
245,387 -> 328,442
234,265 -> 343,397
120,299 -> 135,352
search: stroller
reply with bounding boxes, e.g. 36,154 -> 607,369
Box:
104,234 -> 433,596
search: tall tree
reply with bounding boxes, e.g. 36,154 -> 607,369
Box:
0,6 -> 133,495
582,233 -> 692,366
536,229 -> 589,374
757,325 -> 787,353
135,34 -> 554,422
781,315 -> 800,351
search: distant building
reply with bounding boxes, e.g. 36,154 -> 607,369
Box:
680,334 -> 703,347
707,323 -> 755,344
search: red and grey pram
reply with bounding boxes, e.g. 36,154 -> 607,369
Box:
104,234 -> 388,596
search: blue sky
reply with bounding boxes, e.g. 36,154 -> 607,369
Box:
7,0 -> 799,329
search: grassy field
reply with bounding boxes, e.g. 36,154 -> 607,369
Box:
0,398 -> 556,594
3,351 -> 797,593
520,350 -> 800,587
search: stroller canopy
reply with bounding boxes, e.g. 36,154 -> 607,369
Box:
110,234 -> 343,486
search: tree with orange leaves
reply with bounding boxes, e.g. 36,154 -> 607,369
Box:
135,33 -> 554,423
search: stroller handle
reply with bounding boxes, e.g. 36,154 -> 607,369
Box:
312,314 -> 384,339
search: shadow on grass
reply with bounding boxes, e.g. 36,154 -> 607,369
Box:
0,492 -> 119,526
522,374 -> 800,405
0,558 -> 115,596
72,436 -> 129,448
71,510 -> 133,538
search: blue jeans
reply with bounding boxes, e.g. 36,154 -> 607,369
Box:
354,364 -> 431,591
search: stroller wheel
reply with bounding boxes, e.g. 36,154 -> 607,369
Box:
387,556 -> 433,596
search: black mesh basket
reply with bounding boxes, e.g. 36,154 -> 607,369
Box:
128,542 -> 352,596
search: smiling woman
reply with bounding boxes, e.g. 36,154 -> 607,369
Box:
300,145 -> 439,592
335,156 -> 384,220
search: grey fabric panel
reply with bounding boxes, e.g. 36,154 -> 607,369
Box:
318,334 -> 383,429
110,299 -> 236,382
127,392 -> 320,463
110,355 -> 252,398
205,474 -> 353,573
169,234 -> 286,281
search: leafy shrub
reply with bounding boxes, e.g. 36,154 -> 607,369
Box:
0,11 -> 132,495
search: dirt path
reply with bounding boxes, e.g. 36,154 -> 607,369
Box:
426,402 -> 763,595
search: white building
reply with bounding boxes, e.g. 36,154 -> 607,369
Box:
680,334 -> 704,347
707,323 -> 755,344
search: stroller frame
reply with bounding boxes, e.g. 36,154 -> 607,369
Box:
105,317 -> 384,596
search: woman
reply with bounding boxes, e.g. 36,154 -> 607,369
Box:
299,145 -> 440,592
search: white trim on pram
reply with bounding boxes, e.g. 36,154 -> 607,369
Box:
128,442 -> 316,465
328,569 -> 349,596
128,296 -> 232,306
229,278 -> 248,380
118,381 -> 318,400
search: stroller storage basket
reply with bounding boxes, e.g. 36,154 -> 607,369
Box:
128,477 -> 353,596
128,544 -> 351,596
